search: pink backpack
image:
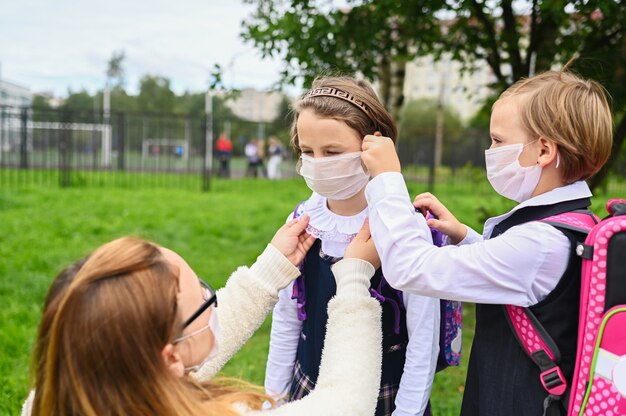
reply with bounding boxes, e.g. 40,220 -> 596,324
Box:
505,199 -> 626,415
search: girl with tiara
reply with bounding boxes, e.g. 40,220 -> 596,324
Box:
264,77 -> 440,416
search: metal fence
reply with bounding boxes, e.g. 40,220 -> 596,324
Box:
0,105 -> 299,190
1,104 -> 624,194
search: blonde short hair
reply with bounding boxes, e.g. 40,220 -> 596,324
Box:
497,71 -> 613,183
291,76 -> 397,155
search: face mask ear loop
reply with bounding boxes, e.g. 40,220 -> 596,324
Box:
361,159 -> 369,176
555,152 -> 560,169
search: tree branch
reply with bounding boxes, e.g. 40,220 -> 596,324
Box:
468,0 -> 507,87
501,0 -> 524,79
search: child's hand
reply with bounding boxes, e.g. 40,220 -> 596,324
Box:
271,215 -> 316,266
344,219 -> 381,270
361,133 -> 401,177
413,193 -> 467,245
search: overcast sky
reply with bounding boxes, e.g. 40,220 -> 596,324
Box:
0,0 -> 288,96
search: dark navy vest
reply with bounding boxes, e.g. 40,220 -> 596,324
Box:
460,198 -> 590,416
291,239 -> 409,414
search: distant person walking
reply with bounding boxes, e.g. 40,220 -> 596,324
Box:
245,139 -> 261,177
216,133 -> 233,178
267,137 -> 284,179
257,138 -> 268,177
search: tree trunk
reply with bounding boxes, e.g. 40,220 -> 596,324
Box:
390,59 -> 406,122
379,54 -> 392,111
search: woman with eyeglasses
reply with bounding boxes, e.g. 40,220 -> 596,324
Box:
23,215 -> 384,416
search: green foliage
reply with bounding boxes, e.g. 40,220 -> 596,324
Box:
37,80 -> 292,150
173,92 -> 239,122
265,94 -> 294,145
109,87 -> 138,113
241,0 -> 443,87
31,95 -> 52,111
399,98 -> 463,141
106,50 -> 126,88
31,95 -> 57,122
398,98 -> 484,167
62,90 -> 95,114
137,75 -> 176,113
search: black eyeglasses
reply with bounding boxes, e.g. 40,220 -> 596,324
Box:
182,279 -> 218,329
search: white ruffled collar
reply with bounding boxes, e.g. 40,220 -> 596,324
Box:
300,192 -> 368,243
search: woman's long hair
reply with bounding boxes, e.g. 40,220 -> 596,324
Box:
32,237 -> 266,416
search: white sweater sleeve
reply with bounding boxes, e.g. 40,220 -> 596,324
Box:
393,293 -> 439,416
193,244 -> 301,381
246,258 -> 383,416
21,390 -> 35,416
264,282 -> 303,405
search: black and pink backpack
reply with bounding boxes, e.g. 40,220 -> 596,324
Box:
505,199 -> 626,415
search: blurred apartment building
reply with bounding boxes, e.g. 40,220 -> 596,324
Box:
0,79 -> 31,153
403,54 -> 495,121
0,79 -> 31,107
224,87 -> 284,123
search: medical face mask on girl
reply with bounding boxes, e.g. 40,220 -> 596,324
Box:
485,141 -> 542,203
174,306 -> 221,373
297,152 -> 370,200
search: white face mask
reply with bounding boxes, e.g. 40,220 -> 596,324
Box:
485,142 -> 542,203
174,306 -> 221,373
297,152 -> 369,200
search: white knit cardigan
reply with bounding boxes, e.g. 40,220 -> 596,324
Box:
22,244 -> 382,416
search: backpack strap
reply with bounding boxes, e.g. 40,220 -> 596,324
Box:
504,305 -> 567,392
291,202 -> 308,321
541,210 -> 598,232
369,276 -> 405,335
422,210 -> 463,370
504,210 -> 596,416
491,198 -> 591,238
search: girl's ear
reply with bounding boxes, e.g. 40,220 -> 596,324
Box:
162,343 -> 185,378
536,136 -> 559,168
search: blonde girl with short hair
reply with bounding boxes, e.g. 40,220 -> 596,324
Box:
358,70 -> 613,415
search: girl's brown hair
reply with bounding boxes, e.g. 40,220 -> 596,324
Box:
290,76 -> 398,155
32,237 -> 266,416
498,70 -> 613,183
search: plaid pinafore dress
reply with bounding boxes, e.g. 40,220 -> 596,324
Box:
289,238 -> 409,416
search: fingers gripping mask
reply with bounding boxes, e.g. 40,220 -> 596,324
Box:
297,152 -> 370,200
485,142 -> 542,203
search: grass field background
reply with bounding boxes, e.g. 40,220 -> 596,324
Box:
0,177 -> 621,414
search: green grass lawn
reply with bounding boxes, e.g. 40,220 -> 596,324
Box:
0,178 -> 621,414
